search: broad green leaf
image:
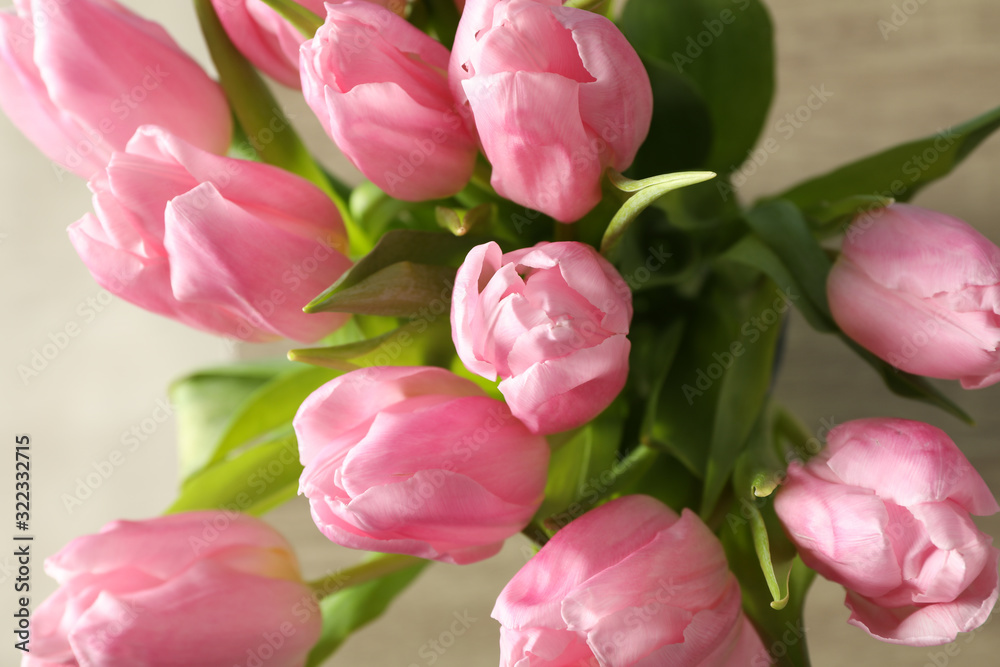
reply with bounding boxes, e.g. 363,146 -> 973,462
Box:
843,338 -> 974,425
210,366 -> 338,465
722,235 -> 835,332
534,401 -> 628,531
777,104 -> 1000,212
626,59 -> 714,177
307,230 -> 485,311
744,200 -> 832,323
701,278 -> 785,517
290,317 -> 450,372
306,262 -> 457,317
804,194 -> 894,238
620,0 -> 776,172
601,171 -> 717,255
166,434 -> 302,516
170,363 -> 287,481
305,557 -> 427,667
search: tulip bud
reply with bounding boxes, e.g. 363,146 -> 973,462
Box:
829,203 -> 1000,388
300,1 -> 477,201
494,495 -> 769,667
0,0 -> 231,180
294,366 -> 550,564
451,241 -> 632,434
27,512 -> 320,666
67,126 -> 351,343
450,0 -> 653,222
775,418 -> 1000,646
211,0 -> 407,88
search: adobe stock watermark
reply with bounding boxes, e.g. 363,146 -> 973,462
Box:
877,0 -> 933,40
60,398 -> 175,513
17,279 -> 128,386
670,0 -> 755,73
718,85 -> 834,201
681,287 -> 798,405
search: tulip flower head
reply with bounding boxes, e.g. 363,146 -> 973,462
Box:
775,418 -> 1000,646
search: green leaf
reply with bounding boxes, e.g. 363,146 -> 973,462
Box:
744,200 -> 833,324
170,363 -> 288,481
777,104 -> 1000,211
306,262 -> 457,317
701,278 -> 785,517
307,230 -> 485,311
842,338 -> 974,425
533,401 -> 628,530
722,236 -> 835,332
626,59 -> 714,177
620,0 -> 776,172
601,171 -> 716,255
804,194 -> 894,238
425,0 -> 461,48
209,366 -> 338,465
305,557 -> 427,667
166,434 -> 302,516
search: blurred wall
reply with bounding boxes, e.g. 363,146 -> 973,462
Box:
0,1 -> 997,666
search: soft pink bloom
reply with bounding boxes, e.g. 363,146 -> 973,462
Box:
494,495 -> 768,667
67,126 -> 351,343
25,512 -> 320,667
211,0 -> 407,88
451,241 -> 632,435
300,1 -> 477,200
294,366 -> 550,565
829,204 -> 1000,388
0,0 -> 231,180
449,0 -> 652,222
775,418 -> 1000,646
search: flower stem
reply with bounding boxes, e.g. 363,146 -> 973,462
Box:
308,554 -> 425,600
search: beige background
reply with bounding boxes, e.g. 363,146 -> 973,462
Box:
1,0 -> 999,665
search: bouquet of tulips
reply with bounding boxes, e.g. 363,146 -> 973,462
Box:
4,0 -> 999,665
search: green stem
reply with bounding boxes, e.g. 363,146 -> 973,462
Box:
307,554 -> 424,599
554,221 -> 577,242
772,405 -> 820,462
258,0 -> 324,37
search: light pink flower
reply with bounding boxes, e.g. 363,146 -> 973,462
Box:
451,241 -> 632,434
25,512 -> 319,667
829,204 -> 1000,388
449,0 -> 652,222
494,495 -> 768,667
300,1 -> 477,200
67,125 -> 351,343
775,418 -> 1000,646
0,0 -> 231,180
211,0 -> 407,88
294,366 -> 550,565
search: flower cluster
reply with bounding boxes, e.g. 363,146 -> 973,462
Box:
2,0 -> 998,666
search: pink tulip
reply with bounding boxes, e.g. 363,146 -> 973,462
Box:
67,125 -> 351,343
294,366 -> 550,565
451,241 -> 632,435
494,495 -> 768,667
0,0 -> 231,180
211,0 -> 407,88
775,418 -> 1000,646
829,203 -> 1000,388
300,1 -> 477,201
26,512 -> 320,667
449,0 -> 652,222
